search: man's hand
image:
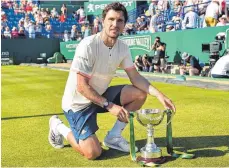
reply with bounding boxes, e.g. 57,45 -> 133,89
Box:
107,103 -> 130,123
156,93 -> 176,112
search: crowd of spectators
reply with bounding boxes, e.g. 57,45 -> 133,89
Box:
2,0 -> 228,78
123,0 -> 229,35
1,0 -> 229,39
1,0 -> 89,40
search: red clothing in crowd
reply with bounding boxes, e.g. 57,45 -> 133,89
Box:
59,14 -> 66,23
26,5 -> 33,12
221,0 -> 226,12
11,30 -> 19,38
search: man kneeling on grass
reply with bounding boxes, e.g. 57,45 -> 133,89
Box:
48,2 -> 176,160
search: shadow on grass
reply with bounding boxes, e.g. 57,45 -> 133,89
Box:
135,136 -> 229,158
1,113 -> 64,120
97,148 -> 129,160
92,135 -> 229,160
63,144 -> 129,160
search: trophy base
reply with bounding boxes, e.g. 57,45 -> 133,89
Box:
137,156 -> 166,164
140,147 -> 162,158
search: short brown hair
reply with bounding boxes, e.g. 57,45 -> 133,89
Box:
102,2 -> 128,23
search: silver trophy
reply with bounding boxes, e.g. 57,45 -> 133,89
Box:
136,109 -> 169,164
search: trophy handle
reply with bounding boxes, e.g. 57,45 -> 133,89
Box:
164,109 -> 175,126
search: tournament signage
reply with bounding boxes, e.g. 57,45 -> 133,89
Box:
60,35 -> 152,60
121,35 -> 152,52
60,41 -> 80,60
1,51 -> 12,65
84,0 -> 136,16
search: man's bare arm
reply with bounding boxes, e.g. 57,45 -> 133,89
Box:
125,68 -> 176,112
77,73 -> 106,107
77,73 -> 130,122
125,68 -> 161,97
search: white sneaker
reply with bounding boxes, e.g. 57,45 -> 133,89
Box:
103,133 -> 138,153
48,115 -> 64,149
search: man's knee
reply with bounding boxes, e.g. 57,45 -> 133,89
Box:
135,88 -> 147,100
83,147 -> 102,160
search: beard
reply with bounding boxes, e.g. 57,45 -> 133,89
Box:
105,29 -> 120,39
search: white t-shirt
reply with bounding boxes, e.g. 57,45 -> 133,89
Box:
205,2 -> 220,19
77,8 -> 85,18
62,33 -> 134,112
211,55 -> 229,75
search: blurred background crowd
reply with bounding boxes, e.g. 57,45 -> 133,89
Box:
1,0 -> 229,41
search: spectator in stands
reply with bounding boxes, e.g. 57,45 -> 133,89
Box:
198,0 -> 210,28
135,17 -> 141,31
35,13 -> 44,25
24,16 -> 30,31
216,14 -> 229,26
46,8 -> 51,15
204,0 -> 220,27
211,54 -> 229,78
45,24 -> 53,39
25,1 -> 33,14
43,11 -> 50,24
40,8 -> 46,17
93,16 -> 100,25
70,25 -> 77,40
81,23 -> 86,37
184,0 -> 195,13
172,13 -> 182,29
77,6 -> 86,24
32,3 -> 39,15
51,8 -> 59,19
180,52 -> 202,76
1,11 -> 6,21
92,18 -> 102,34
13,3 -> 23,14
149,9 -> 159,33
18,27 -> 26,38
173,0 -> 183,14
84,24 -> 91,38
124,23 -> 135,35
18,19 -> 25,30
19,2 -> 26,13
158,0 -> 170,12
11,27 -> 19,38
35,22 -> 42,38
134,55 -> 144,71
28,20 -> 36,38
182,8 -> 199,29
76,32 -> 82,41
61,4 -> 67,16
4,26 -> 11,39
72,11 -> 78,20
148,0 -> 158,17
63,30 -> 71,42
152,37 -> 166,73
137,16 -> 147,31
198,0 -> 210,15
1,0 -> 8,9
59,12 -> 66,23
1,25 -> 4,38
1,18 -> 8,28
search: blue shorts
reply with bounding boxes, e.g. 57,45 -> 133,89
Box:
64,85 -> 125,143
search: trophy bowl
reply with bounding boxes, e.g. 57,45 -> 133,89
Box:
135,109 -> 167,164
136,109 -> 165,127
